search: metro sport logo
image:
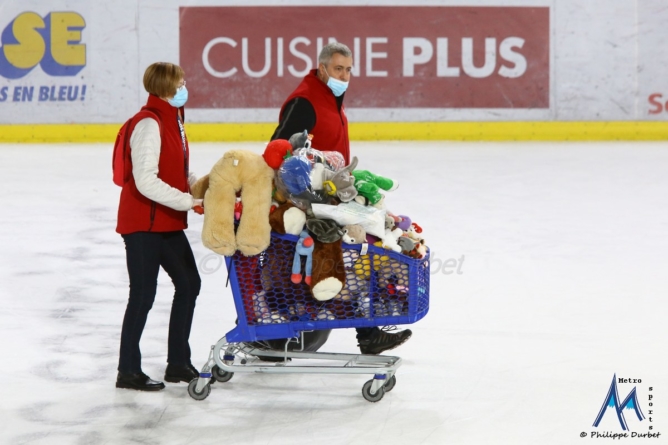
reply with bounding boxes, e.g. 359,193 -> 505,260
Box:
593,374 -> 645,431
0,12 -> 86,79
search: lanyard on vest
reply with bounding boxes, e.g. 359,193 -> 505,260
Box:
176,113 -> 189,188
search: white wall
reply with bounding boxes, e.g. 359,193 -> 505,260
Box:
0,0 -> 666,124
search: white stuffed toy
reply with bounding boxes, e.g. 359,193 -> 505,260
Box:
381,227 -> 403,253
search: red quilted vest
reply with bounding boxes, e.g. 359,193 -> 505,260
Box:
281,70 -> 350,164
116,94 -> 189,234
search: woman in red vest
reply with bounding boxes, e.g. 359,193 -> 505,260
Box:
115,62 -> 202,391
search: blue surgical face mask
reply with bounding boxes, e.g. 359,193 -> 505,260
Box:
168,86 -> 188,107
327,77 -> 348,97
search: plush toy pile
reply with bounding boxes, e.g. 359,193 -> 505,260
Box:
191,131 -> 428,324
266,132 -> 428,301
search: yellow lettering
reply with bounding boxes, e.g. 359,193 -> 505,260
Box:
50,12 -> 86,66
3,12 -> 46,69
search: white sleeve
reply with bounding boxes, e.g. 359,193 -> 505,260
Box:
188,170 -> 198,188
129,118 -> 194,211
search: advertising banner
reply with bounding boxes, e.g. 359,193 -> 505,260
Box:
639,0 -> 668,119
0,8 -> 88,109
180,6 -> 550,110
0,0 -> 663,127
0,0 -> 140,125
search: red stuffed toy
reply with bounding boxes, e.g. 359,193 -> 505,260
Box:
263,139 -> 293,170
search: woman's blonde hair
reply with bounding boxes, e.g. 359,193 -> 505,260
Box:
143,62 -> 184,98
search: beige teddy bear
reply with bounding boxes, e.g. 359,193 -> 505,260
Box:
191,149 -> 275,257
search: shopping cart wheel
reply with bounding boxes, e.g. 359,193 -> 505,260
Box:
211,365 -> 234,383
362,379 -> 385,402
188,379 -> 211,401
383,375 -> 397,392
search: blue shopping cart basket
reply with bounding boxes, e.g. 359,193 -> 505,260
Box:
222,231 -> 430,344
188,231 -> 430,402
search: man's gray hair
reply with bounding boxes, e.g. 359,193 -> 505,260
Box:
318,42 -> 352,66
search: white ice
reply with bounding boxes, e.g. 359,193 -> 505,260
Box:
0,141 -> 666,445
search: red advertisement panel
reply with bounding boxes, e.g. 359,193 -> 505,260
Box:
180,6 -> 549,109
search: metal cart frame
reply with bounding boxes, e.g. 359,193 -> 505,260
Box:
189,232 -> 429,402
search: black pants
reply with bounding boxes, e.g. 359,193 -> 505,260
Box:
118,231 -> 201,374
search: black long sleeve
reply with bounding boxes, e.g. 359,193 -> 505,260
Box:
270,97 -> 316,141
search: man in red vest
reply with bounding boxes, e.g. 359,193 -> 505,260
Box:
271,43 -> 412,355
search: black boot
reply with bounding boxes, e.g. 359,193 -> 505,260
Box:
116,372 -> 165,391
358,328 -> 412,355
164,363 -> 199,383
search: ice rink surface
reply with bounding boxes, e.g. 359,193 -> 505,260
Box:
0,141 -> 666,445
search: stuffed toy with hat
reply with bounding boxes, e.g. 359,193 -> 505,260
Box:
191,149 -> 274,256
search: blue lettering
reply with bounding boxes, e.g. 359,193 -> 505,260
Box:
4,84 -> 84,102
22,86 -> 33,101
38,85 -> 48,101
66,85 -> 78,101
10,85 -> 35,101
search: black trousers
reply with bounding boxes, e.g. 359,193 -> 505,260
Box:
118,231 -> 201,374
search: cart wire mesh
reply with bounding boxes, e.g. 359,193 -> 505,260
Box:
223,232 -> 430,343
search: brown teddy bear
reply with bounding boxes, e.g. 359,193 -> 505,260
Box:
191,150 -> 275,257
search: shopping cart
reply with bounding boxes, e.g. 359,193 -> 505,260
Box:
188,231 -> 430,402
